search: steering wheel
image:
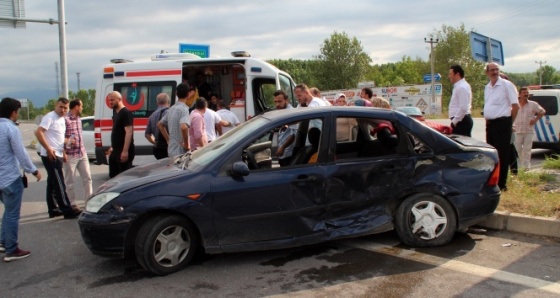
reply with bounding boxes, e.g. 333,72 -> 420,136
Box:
244,149 -> 259,170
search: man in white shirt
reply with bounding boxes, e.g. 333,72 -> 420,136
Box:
216,100 -> 240,135
35,98 -> 81,219
185,98 -> 231,143
448,64 -> 473,136
295,83 -> 327,108
484,63 -> 519,190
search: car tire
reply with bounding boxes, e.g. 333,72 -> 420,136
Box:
135,215 -> 198,275
395,193 -> 457,247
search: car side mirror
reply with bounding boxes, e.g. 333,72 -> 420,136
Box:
228,161 -> 250,177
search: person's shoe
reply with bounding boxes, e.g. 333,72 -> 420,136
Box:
48,209 -> 64,218
3,248 -> 30,262
0,243 -> 5,253
64,209 -> 82,219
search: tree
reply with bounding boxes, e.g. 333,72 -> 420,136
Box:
69,89 -> 95,116
504,72 -> 537,87
315,31 -> 372,90
427,24 -> 486,110
536,65 -> 560,85
267,59 -> 320,87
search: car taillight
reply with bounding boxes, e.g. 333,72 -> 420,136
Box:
487,162 -> 500,186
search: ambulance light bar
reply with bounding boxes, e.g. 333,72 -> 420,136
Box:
151,53 -> 201,61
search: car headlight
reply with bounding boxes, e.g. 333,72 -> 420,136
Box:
86,192 -> 120,213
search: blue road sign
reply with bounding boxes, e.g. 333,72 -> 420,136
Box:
178,43 -> 210,58
470,31 -> 504,65
423,73 -> 441,82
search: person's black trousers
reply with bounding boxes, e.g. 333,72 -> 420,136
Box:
452,114 -> 473,137
40,156 -> 73,215
153,146 -> 168,160
109,149 -> 135,178
486,117 -> 512,189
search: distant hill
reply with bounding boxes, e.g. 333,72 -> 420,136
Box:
1,88 -> 58,108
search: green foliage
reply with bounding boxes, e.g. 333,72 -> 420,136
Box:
370,57 -> 428,86
504,72 -> 538,87
17,101 -> 38,122
267,59 -> 319,87
427,24 -> 486,111
315,31 -> 372,90
36,89 -> 96,117
69,89 -> 96,116
536,65 -> 560,85
543,154 -> 560,170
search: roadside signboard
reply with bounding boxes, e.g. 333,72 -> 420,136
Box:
178,43 -> 210,58
321,83 -> 443,116
470,31 -> 504,65
17,98 -> 28,107
423,73 -> 441,82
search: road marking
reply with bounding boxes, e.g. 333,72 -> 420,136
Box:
342,240 -> 560,295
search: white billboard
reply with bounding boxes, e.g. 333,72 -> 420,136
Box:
321,83 -> 443,116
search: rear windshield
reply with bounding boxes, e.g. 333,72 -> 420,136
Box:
530,95 -> 558,115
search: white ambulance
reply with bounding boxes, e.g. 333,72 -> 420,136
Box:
530,89 -> 560,150
93,51 -> 297,164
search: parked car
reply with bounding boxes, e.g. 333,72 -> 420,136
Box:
36,116 -> 95,161
79,107 -> 500,275
395,107 -> 453,134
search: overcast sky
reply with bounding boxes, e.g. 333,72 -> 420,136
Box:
1,0 -> 559,97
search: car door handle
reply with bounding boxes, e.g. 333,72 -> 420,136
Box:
380,165 -> 403,173
296,174 -> 317,182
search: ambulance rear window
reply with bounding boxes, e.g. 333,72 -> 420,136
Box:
114,81 -> 176,117
530,95 -> 558,115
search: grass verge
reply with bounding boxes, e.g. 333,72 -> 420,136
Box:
498,154 -> 560,218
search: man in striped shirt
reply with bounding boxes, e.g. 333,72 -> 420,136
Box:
514,87 -> 545,170
63,99 -> 92,210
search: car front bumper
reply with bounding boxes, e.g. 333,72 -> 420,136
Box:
78,212 -> 131,256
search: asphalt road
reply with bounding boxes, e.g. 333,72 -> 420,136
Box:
0,121 -> 558,297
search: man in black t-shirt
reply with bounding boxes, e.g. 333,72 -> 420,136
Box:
107,91 -> 135,178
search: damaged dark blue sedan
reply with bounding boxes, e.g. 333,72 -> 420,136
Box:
78,107 -> 500,275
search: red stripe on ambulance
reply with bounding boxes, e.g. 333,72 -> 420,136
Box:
126,70 -> 181,77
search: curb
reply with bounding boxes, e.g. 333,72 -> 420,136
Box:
478,211 -> 560,238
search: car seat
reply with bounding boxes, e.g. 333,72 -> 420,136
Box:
377,127 -> 397,147
290,127 -> 321,165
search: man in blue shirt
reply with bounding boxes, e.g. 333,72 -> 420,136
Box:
0,97 -> 42,262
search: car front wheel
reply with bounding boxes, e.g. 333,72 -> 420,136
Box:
135,215 -> 198,275
395,193 -> 457,247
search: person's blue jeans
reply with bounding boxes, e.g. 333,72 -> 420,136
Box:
0,177 -> 24,254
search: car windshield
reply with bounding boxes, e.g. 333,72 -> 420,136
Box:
186,117 -> 270,171
397,107 -> 421,115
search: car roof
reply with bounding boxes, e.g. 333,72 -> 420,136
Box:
262,106 -> 403,121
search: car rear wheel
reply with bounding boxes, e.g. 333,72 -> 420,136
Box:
395,193 -> 457,247
135,215 -> 198,275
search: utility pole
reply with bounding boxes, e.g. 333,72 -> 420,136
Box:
0,0 -> 68,99
55,62 -> 60,97
76,72 -> 81,91
535,60 -> 547,85
424,37 -> 439,105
